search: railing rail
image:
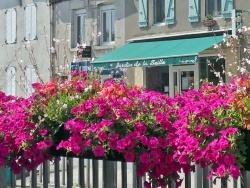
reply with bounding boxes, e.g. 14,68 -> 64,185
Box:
1,158 -> 250,188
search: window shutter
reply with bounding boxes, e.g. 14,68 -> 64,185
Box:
165,0 -> 175,25
6,10 -> 12,43
222,0 -> 233,18
25,5 -> 32,40
139,0 -> 148,27
189,0 -> 199,22
11,10 -> 16,43
25,66 -> 36,96
6,67 -> 16,96
31,4 -> 37,40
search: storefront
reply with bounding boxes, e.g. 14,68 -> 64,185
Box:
92,35 -> 224,97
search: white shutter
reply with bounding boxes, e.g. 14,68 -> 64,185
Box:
25,5 -> 32,40
11,10 -> 16,43
31,5 -> 37,40
6,10 -> 12,43
6,67 -> 16,96
26,65 -> 36,96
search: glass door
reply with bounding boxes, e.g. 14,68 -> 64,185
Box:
169,65 -> 198,97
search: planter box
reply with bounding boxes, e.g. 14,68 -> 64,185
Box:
203,19 -> 216,27
242,129 -> 250,171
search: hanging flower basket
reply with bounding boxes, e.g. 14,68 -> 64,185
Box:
203,19 -> 216,27
241,129 -> 250,171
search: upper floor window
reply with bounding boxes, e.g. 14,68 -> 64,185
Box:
25,4 -> 37,41
100,5 -> 115,45
74,9 -> 86,47
5,9 -> 16,44
206,0 -> 221,17
154,0 -> 165,23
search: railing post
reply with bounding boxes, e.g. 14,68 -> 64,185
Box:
103,160 -> 117,188
79,158 -> 85,188
31,169 -> 37,188
92,160 -> 99,188
62,157 -> 66,185
43,161 -> 49,188
10,172 -> 16,188
185,172 -> 191,188
121,162 -> 127,188
195,165 -> 202,188
67,157 -> 73,188
54,159 -> 60,188
0,166 -> 7,188
21,167 -> 26,188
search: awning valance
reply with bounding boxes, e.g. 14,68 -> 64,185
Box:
92,35 -> 224,70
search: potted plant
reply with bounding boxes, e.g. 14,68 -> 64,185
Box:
203,14 -> 216,27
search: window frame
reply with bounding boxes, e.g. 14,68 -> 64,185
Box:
74,9 -> 87,47
24,4 -> 37,41
5,8 -> 17,44
100,4 -> 115,45
205,0 -> 222,18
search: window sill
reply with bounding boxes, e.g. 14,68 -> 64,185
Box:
93,45 -> 115,50
153,22 -> 166,27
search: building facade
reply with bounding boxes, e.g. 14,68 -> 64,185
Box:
0,0 -> 249,97
0,0 -> 52,97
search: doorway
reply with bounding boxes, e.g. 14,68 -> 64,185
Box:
169,64 -> 199,97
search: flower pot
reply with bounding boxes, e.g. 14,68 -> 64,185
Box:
50,125 -> 125,161
203,20 -> 216,27
241,129 -> 250,171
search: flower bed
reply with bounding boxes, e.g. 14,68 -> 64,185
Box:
0,71 -> 249,187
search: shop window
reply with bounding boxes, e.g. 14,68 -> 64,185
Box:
100,5 -> 115,45
6,67 -> 16,96
5,9 -> 16,44
25,4 -> 37,41
74,9 -> 86,47
206,0 -> 221,17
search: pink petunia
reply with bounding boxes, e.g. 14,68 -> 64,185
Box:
139,152 -> 151,164
93,145 -> 105,157
124,151 -> 135,162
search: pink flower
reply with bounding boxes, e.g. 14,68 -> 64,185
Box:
93,145 -> 105,157
124,151 -> 135,162
139,152 -> 151,164
229,165 -> 240,179
39,128 -> 48,136
204,126 -> 216,136
97,131 -> 108,142
144,181 -> 151,188
223,153 -> 236,166
216,164 -> 226,177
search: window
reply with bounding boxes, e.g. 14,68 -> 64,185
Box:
25,65 -> 36,97
5,9 -> 16,44
154,0 -> 165,23
100,5 -> 115,45
206,0 -> 221,17
6,67 -> 16,96
25,4 -> 37,40
74,9 -> 86,47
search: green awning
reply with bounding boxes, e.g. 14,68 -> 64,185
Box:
92,35 -> 224,70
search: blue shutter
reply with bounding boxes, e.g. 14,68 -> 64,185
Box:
165,0 -> 175,25
6,67 -> 16,96
222,0 -> 233,18
25,65 -> 36,96
139,0 -> 148,27
189,0 -> 199,22
25,5 -> 32,40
